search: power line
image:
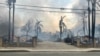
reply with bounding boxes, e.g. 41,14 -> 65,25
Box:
1,2 -> 100,14
0,5 -> 84,14
17,7 -> 83,14
0,2 -> 87,10
1,5 -> 100,14
15,8 -> 100,14
1,2 -> 100,11
16,4 -> 87,11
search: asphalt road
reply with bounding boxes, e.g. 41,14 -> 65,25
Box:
0,52 -> 100,56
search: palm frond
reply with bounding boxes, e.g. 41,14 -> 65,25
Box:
39,24 -> 43,27
62,22 -> 67,28
61,16 -> 66,20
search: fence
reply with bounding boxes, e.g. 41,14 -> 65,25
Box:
0,36 -> 37,47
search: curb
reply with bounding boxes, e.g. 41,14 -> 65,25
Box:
88,50 -> 100,52
0,49 -> 90,52
0,48 -> 100,52
0,50 -> 30,52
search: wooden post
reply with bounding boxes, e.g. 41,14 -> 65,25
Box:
0,37 -> 2,47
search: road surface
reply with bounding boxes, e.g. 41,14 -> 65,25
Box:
0,52 -> 100,56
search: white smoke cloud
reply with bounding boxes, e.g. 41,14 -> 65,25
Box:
12,0 -> 82,33
1,0 -> 100,37
69,0 -> 100,36
15,0 -> 75,33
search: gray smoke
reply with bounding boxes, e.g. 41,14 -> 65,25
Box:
1,0 -> 100,40
70,0 -> 100,36
0,6 -> 9,36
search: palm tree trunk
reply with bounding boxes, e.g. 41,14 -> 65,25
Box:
60,27 -> 62,41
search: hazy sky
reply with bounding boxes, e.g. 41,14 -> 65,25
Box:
14,0 -> 76,32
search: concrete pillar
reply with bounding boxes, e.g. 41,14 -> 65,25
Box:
94,39 -> 96,47
32,36 -> 37,47
76,38 -> 80,47
0,38 -> 2,47
17,37 -> 20,47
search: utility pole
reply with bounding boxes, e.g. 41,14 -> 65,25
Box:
91,0 -> 96,47
7,0 -> 12,43
87,0 -> 91,40
12,0 -> 16,42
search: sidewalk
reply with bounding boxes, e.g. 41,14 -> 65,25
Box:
0,47 -> 100,52
0,42 -> 100,52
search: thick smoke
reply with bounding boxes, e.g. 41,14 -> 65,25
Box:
0,0 -> 22,37
0,0 -> 85,37
15,0 -> 76,33
0,5 -> 8,36
70,0 -> 100,36
1,0 -> 100,39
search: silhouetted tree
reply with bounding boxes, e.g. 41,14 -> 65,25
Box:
59,16 -> 66,41
21,19 -> 33,40
34,20 -> 43,37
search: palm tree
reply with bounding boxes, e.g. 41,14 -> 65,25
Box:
59,16 -> 66,41
21,19 -> 33,40
34,20 -> 43,38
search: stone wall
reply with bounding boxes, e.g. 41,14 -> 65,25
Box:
0,38 -> 2,47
